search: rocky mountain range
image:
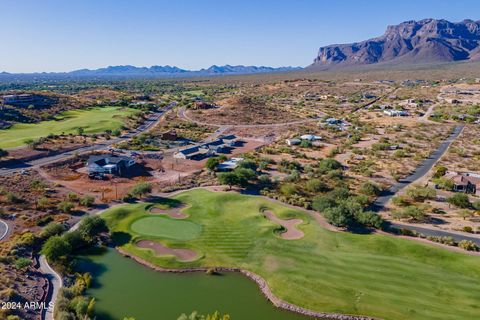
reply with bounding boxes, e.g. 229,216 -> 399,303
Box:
310,19 -> 480,69
0,65 -> 300,80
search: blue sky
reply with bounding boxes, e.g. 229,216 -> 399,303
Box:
0,0 -> 478,72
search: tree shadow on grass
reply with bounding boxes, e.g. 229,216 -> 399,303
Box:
147,196 -> 183,208
111,231 -> 132,246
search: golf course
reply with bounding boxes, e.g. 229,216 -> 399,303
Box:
102,189 -> 480,320
0,106 -> 139,149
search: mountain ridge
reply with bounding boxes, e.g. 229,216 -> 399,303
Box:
309,18 -> 480,69
0,65 -> 301,79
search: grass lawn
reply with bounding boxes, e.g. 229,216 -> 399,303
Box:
130,216 -> 202,240
0,106 -> 139,148
102,189 -> 480,320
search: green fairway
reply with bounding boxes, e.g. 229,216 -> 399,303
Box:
102,189 -> 480,320
130,216 -> 202,240
0,106 -> 139,148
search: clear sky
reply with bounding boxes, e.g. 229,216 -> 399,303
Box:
0,0 -> 478,72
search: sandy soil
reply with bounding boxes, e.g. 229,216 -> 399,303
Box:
263,210 -> 304,240
150,205 -> 188,219
136,240 -> 197,261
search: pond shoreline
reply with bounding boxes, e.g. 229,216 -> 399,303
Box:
117,248 -> 377,320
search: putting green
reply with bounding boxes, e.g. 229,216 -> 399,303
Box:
103,190 -> 480,320
130,216 -> 201,241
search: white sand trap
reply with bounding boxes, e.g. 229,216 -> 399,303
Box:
263,210 -> 304,240
136,240 -> 197,261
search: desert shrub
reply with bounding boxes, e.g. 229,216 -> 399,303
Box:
391,205 -> 428,222
447,193 -> 470,208
406,186 -> 436,202
458,240 -> 479,251
57,201 -> 75,213
279,183 -> 299,196
306,179 -> 328,193
356,211 -> 384,229
359,181 -> 381,196
40,222 -> 66,239
79,196 -> 95,207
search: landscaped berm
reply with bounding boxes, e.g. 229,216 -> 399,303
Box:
102,189 -> 480,320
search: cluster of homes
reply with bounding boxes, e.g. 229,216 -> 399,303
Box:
173,135 -> 239,160
1,93 -> 56,108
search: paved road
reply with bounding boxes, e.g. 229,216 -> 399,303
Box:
390,222 -> 480,246
39,255 -> 63,320
0,102 -> 176,177
368,125 -> 480,243
0,220 -> 8,240
370,125 -> 464,211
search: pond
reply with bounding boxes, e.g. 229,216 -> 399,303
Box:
76,248 -> 313,320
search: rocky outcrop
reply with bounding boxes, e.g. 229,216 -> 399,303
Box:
310,19 -> 480,69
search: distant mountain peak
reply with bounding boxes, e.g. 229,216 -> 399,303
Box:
310,18 -> 480,69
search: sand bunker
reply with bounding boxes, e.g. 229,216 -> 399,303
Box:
150,205 -> 188,219
263,210 -> 304,240
136,240 -> 197,262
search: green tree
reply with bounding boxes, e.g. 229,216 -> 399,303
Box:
0,148 -> 8,158
237,160 -> 258,171
318,158 -> 342,173
14,257 -> 32,270
77,216 -> 108,243
79,196 -> 95,207
129,182 -> 152,199
57,201 -> 75,213
41,235 -> 72,263
356,211 -> 384,229
40,222 -> 66,239
76,127 -> 85,136
447,193 -> 471,208
205,157 -> 220,171
234,168 -> 256,186
406,186 -> 436,202
306,179 -> 328,193
359,181 -> 381,196
217,172 -> 239,189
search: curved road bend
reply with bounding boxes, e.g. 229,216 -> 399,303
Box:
369,125 -> 480,244
0,219 -> 8,241
39,255 -> 63,320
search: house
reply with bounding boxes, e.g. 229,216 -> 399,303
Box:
1,94 -> 56,108
86,154 -> 136,177
300,134 -> 322,141
325,118 -> 342,125
286,138 -> 301,146
219,134 -> 238,147
445,171 -> 480,194
217,157 -> 244,171
2,94 -> 34,105
200,139 -> 227,154
384,109 -> 408,117
173,146 -> 205,160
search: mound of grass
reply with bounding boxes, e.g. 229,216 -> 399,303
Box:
102,189 -> 480,320
0,106 -> 139,148
130,216 -> 201,241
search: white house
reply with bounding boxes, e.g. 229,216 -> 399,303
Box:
300,134 -> 322,141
